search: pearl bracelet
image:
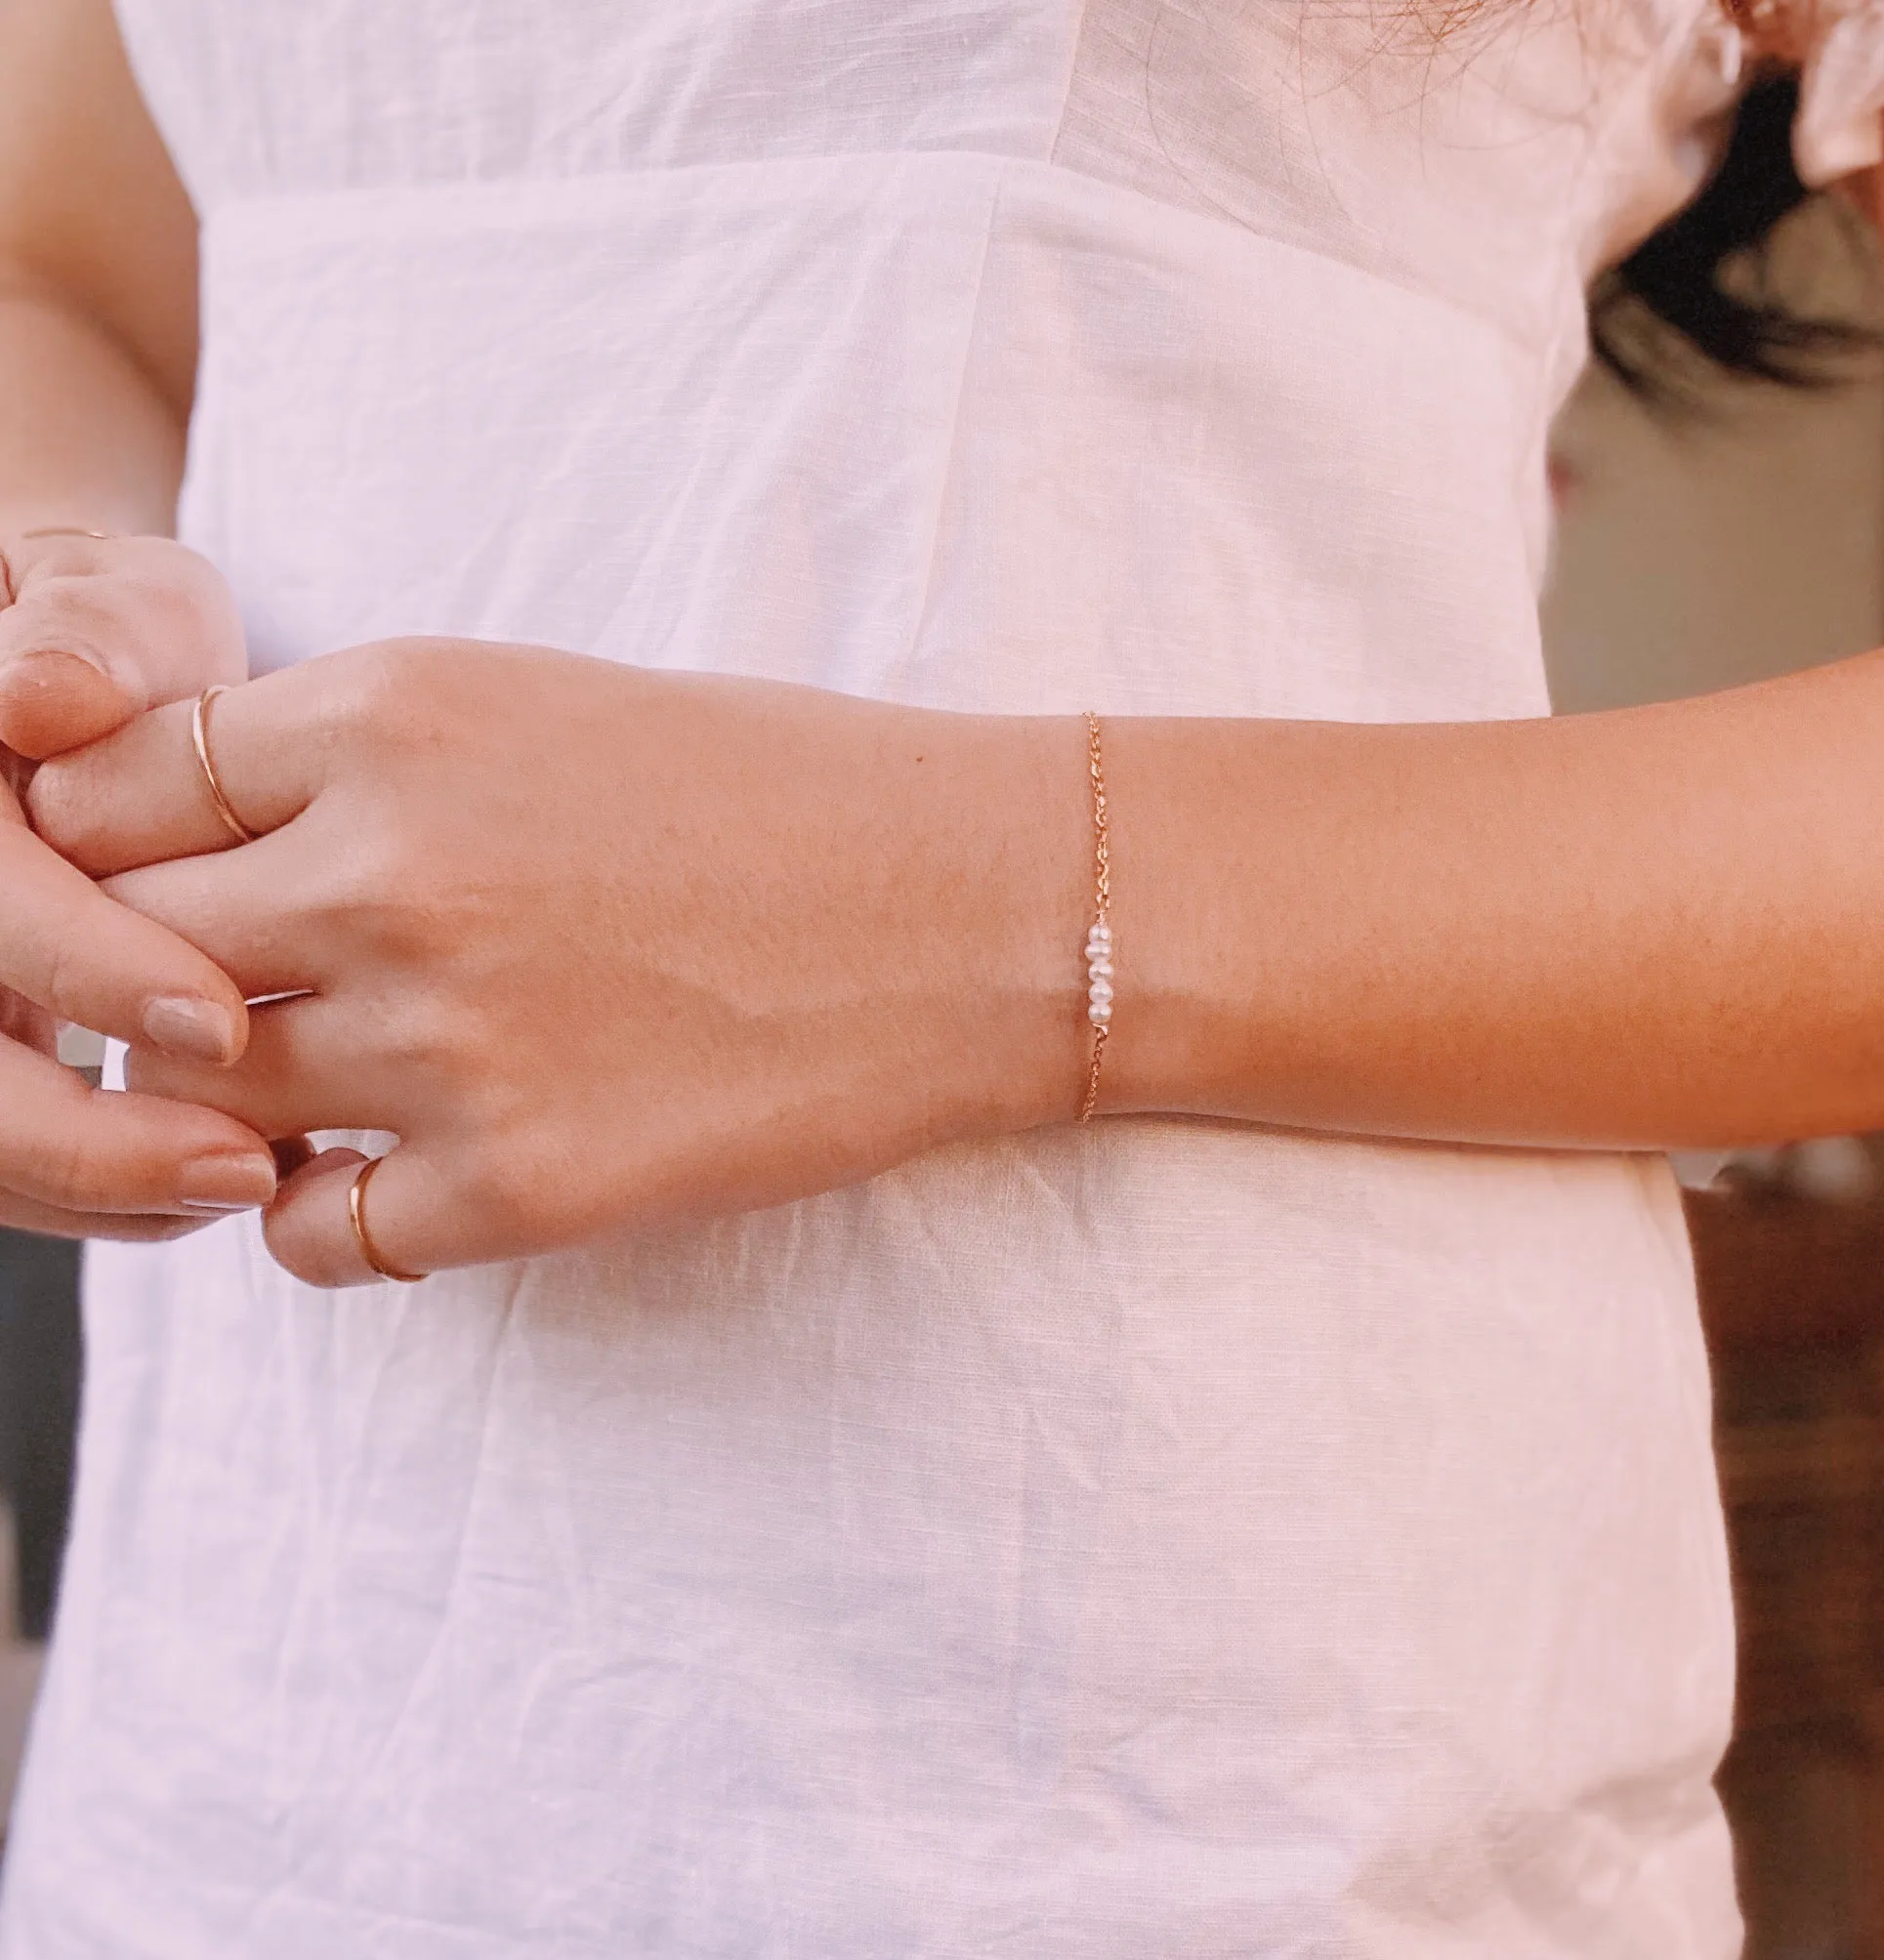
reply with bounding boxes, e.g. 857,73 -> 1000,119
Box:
1079,712 -> 1112,1122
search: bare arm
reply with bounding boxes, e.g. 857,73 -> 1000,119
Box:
0,0 -> 274,1240
15,48 -> 1884,1279
1105,656 -> 1884,1150
1098,138 -> 1884,1154
0,0 -> 197,540
36,631 -> 1884,1286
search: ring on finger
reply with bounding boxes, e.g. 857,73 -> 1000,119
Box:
191,686 -> 257,845
348,1154 -> 425,1284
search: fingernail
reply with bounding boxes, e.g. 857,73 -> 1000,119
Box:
6,646 -> 109,697
176,1152 -> 277,1213
144,996 -> 238,1065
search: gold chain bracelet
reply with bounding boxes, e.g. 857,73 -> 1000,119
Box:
1079,712 -> 1113,1122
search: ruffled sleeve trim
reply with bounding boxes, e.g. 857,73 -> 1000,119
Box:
1792,0 -> 1884,183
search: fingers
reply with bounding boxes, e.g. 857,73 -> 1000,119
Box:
96,834 -> 326,1003
262,1147 -> 373,1285
265,1145 -> 457,1289
29,693 -> 270,875
29,659 -> 338,875
123,995 -> 378,1140
0,534 -> 247,759
0,781 -> 252,1063
0,1189 -> 209,1244
0,986 -> 58,1058
0,1032 -> 278,1217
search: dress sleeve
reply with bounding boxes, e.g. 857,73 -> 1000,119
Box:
1792,0 -> 1884,183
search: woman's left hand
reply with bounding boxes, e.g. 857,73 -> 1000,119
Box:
28,640 -> 1088,1284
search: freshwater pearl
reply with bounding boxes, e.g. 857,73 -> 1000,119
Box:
1085,917 -> 1114,1030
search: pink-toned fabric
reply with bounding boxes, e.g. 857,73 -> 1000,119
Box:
7,1 -> 1866,1954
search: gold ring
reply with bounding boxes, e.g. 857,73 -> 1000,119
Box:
348,1155 -> 425,1284
191,686 -> 257,845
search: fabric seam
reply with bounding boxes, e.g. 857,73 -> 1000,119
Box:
1045,0 -> 1096,166
887,159 -> 1010,693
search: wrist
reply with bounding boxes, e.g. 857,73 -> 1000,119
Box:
927,710 -> 1094,1138
1068,713 -> 1230,1122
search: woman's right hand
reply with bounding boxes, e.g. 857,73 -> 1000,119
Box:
0,529 -> 277,1238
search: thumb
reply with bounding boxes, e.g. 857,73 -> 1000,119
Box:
0,789 -> 251,1063
0,533 -> 247,759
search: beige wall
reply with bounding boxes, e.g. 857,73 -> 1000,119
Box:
1542,208 -> 1884,712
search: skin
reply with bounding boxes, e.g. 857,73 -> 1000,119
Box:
3,0 -> 1884,1286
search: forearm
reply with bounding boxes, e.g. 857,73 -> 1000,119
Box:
1085,649 -> 1884,1149
0,274 -> 186,541
0,0 -> 201,543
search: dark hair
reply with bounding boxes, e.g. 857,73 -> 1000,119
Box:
1591,71 -> 1879,399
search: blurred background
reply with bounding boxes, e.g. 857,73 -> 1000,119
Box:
1,201 -> 1883,1958
1545,194 -> 1884,1960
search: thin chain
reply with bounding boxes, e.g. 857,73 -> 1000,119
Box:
1080,712 -> 1110,1123
1087,711 -> 1109,918
1080,1013 -> 1109,1124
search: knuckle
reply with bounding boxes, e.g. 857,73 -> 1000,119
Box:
383,993 -> 477,1075
451,1135 -> 540,1246
335,640 -> 444,745
6,581 -> 118,660
122,560 -> 224,648
34,919 -> 91,1028
33,1120 -> 118,1214
301,828 -> 428,955
23,753 -> 92,855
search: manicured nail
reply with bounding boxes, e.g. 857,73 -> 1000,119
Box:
176,1152 -> 277,1213
143,995 -> 237,1065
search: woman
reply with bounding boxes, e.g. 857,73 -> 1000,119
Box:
0,0 -> 1878,1950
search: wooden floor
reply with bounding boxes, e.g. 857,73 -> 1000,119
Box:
1690,1174 -> 1884,1959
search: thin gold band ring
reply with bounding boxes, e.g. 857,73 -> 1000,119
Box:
348,1155 -> 426,1284
191,686 -> 257,845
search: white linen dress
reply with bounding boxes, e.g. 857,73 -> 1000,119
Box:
6,1 -> 1884,1954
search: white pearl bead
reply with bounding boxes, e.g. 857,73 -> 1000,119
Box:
1088,980 -> 1113,1004
1087,958 -> 1113,978
1088,1002 -> 1111,1025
